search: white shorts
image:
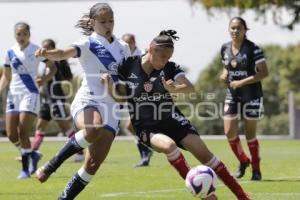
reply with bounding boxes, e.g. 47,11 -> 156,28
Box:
71,93 -> 121,135
6,92 -> 40,115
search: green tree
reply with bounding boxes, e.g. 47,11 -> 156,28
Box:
192,0 -> 300,30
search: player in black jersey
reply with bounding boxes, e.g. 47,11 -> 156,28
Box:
31,39 -> 84,166
121,33 -> 153,167
220,17 -> 269,181
104,30 -> 251,200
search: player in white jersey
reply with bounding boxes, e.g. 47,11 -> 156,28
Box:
0,22 -> 56,179
121,33 -> 153,167
35,3 -> 130,199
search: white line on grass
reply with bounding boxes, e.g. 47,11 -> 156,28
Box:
99,176 -> 300,198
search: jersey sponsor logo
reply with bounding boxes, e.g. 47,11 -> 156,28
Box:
144,82 -> 153,92
128,73 -> 138,79
229,70 -> 248,77
160,71 -> 165,76
133,93 -> 172,102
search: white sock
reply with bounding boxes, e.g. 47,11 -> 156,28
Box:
78,167 -> 93,183
74,130 -> 90,148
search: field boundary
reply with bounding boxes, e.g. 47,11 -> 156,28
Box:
0,135 -> 293,142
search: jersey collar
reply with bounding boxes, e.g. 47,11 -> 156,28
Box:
91,32 -> 116,45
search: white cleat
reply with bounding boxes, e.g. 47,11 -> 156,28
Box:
74,153 -> 85,162
17,170 -> 30,179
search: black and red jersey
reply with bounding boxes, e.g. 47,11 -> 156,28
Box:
117,55 -> 184,127
221,39 -> 265,101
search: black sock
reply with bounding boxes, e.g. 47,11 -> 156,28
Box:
48,137 -> 83,173
21,153 -> 30,172
58,173 -> 88,200
137,141 -> 151,158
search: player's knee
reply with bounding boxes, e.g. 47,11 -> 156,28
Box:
7,133 -> 18,143
162,141 -> 177,154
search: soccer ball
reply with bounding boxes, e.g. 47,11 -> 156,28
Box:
185,165 -> 217,198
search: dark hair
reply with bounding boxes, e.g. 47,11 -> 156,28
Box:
14,22 -> 30,34
75,3 -> 113,36
42,38 -> 56,49
229,16 -> 249,31
152,30 -> 179,48
122,33 -> 136,43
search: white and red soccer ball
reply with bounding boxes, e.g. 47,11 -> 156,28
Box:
185,165 -> 217,198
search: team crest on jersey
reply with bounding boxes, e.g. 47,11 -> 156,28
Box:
108,62 -> 118,75
230,58 -> 238,68
144,81 -> 153,92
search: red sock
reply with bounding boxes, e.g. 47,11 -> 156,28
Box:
207,157 -> 250,200
167,148 -> 190,179
228,136 -> 249,163
247,138 -> 260,172
32,131 -> 45,151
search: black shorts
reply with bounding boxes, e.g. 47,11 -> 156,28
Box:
39,99 -> 70,121
135,111 -> 198,149
224,97 -> 264,119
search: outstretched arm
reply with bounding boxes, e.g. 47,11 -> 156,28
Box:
35,47 -> 77,61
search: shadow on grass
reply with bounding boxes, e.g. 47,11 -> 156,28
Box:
261,178 -> 300,182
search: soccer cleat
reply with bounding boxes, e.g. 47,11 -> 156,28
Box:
235,159 -> 250,178
251,170 -> 262,181
135,151 -> 153,167
74,152 -> 85,162
36,163 -> 54,183
17,170 -> 30,179
30,151 -> 43,174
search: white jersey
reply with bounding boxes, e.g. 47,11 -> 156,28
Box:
72,32 -> 130,103
132,48 -> 143,56
4,43 -> 45,94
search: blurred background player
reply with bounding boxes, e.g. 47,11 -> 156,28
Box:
0,22 -> 56,179
220,17 -> 268,181
121,33 -> 153,167
31,38 -> 84,162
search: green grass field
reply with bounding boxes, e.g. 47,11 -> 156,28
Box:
0,139 -> 299,200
